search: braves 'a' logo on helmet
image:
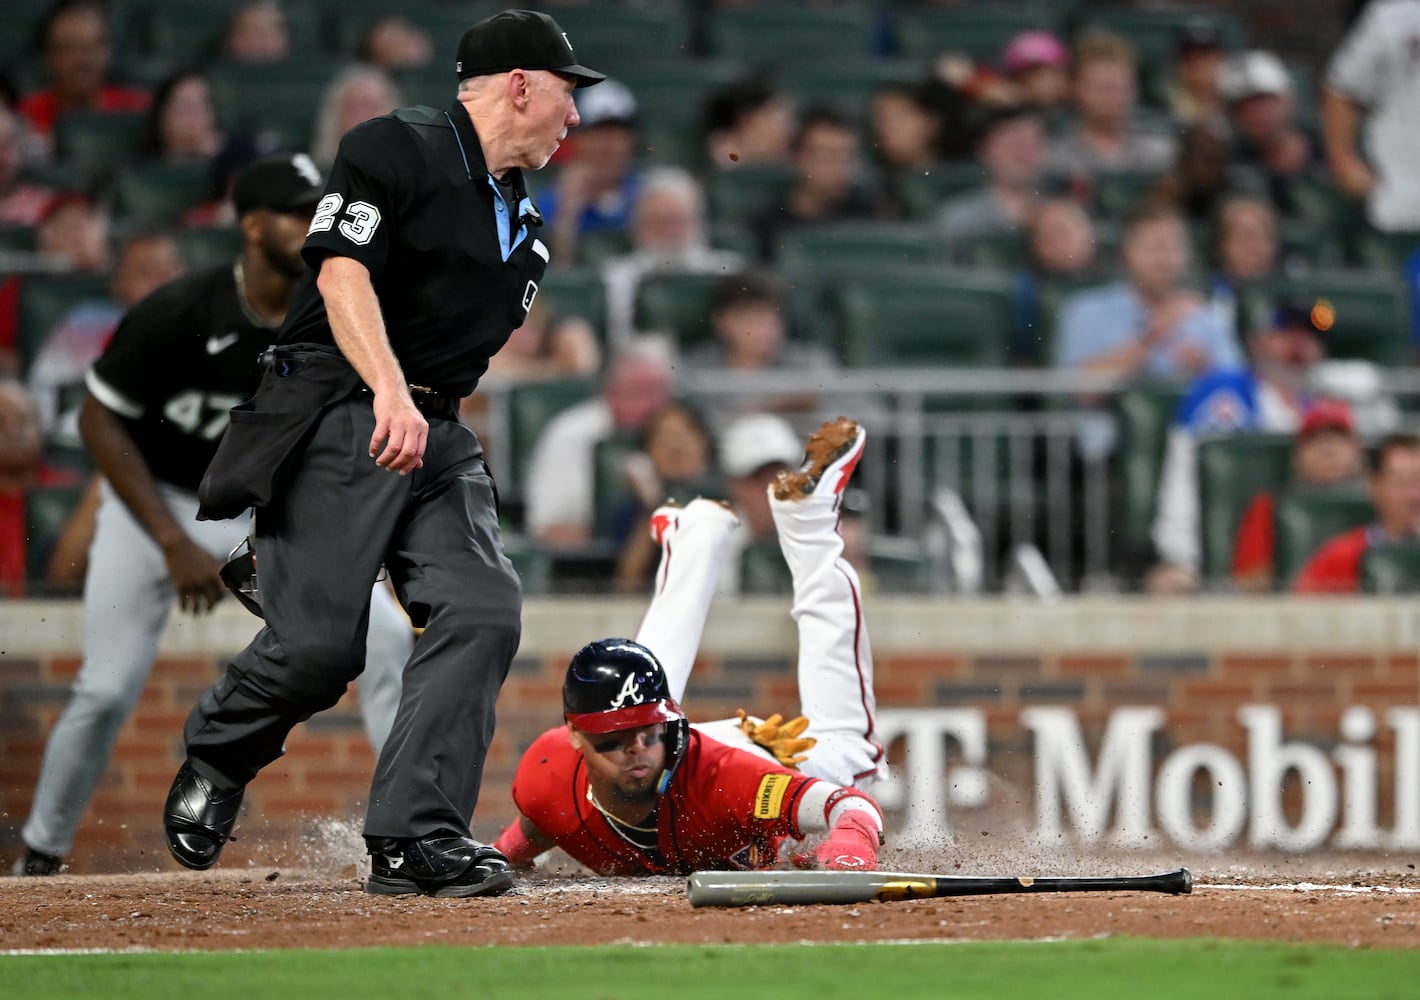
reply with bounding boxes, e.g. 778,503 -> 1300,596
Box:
610,672 -> 645,709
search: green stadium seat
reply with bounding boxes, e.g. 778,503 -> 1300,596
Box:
1089,170 -> 1166,223
537,267 -> 608,342
1076,7 -> 1246,70
707,165 -> 795,230
0,226 -> 36,255
828,267 -> 1016,367
173,227 -> 243,271
892,3 -> 1067,62
894,164 -> 988,221
207,60 -> 343,150
0,0 -> 50,64
866,538 -> 933,595
502,532 -> 552,596
704,4 -> 877,72
52,111 -> 149,190
591,435 -> 639,541
110,162 -> 213,229
25,482 -> 87,594
1197,433 -> 1295,583
958,229 -> 1028,270
1360,542 -> 1420,595
523,5 -> 690,69
503,376 -> 598,495
740,538 -> 792,595
633,270 -> 724,350
17,273 -> 111,375
1259,270 -> 1408,366
779,59 -> 926,121
1348,228 -> 1420,271
1272,486 -> 1375,589
617,58 -> 750,169
1113,381 -> 1189,565
773,221 -> 950,273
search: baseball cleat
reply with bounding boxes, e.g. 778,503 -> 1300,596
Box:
163,762 -> 245,871
365,834 -> 514,898
11,848 -> 63,877
773,418 -> 866,501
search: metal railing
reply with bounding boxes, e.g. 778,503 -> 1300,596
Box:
480,367 -> 1420,593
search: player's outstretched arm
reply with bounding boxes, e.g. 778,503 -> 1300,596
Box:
792,783 -> 884,872
77,393 -> 226,614
493,814 -> 557,869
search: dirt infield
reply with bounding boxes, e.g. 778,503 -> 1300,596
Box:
5,836 -> 1419,952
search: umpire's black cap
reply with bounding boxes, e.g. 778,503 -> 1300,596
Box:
455,9 -> 606,87
231,153 -> 325,217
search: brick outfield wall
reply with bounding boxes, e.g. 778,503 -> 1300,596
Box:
2,597 -> 1418,873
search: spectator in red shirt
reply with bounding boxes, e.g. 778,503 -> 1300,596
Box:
16,0 -> 149,145
1293,431 -> 1420,593
1231,400 -> 1365,592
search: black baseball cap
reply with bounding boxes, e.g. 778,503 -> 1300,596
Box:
455,10 -> 606,88
231,152 -> 324,217
1271,295 -> 1335,337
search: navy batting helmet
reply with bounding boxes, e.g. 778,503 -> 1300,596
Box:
563,638 -> 689,792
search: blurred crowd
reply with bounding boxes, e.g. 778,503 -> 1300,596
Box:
4,0 -> 1420,600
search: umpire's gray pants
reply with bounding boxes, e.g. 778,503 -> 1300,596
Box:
182,396 -> 521,842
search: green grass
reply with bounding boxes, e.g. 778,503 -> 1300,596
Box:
5,939 -> 1418,999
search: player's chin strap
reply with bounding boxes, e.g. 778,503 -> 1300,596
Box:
656,716 -> 691,795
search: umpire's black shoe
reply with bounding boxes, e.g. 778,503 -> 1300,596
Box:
364,834 -> 514,898
163,762 -> 245,871
11,848 -> 64,877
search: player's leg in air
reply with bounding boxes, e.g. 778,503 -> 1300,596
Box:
633,418 -> 883,789
768,417 -> 883,789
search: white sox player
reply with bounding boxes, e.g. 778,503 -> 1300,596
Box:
12,155 -> 411,877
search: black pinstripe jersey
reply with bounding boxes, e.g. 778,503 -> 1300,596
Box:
85,263 -> 274,492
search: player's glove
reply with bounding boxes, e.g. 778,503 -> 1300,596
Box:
737,710 -> 816,767
813,810 -> 881,871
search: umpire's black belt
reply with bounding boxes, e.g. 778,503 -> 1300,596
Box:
358,384 -> 460,421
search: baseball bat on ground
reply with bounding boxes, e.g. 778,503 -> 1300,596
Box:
686,867 -> 1192,908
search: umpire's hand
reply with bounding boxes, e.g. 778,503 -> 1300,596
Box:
370,390 -> 427,475
163,536 -> 227,614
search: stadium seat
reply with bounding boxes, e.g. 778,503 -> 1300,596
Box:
892,3 -> 1068,62
1360,542 -> 1420,595
1348,228 -> 1420,271
537,267 -> 608,343
591,435 -> 638,541
777,59 -> 925,122
1089,170 -> 1167,223
867,538 -> 933,595
1253,270 -> 1408,367
773,221 -> 950,273
0,0 -> 50,65
17,273 -> 111,375
0,226 -> 36,255
616,57 -> 750,169
1113,382 -> 1189,565
502,376 -> 598,495
173,227 -> 243,271
1075,7 -> 1246,70
522,5 -> 690,69
828,267 -> 1016,367
1196,433 -> 1294,584
207,60 -> 343,151
501,532 -> 552,596
24,482 -> 87,594
632,270 -> 724,351
52,111 -> 148,190
110,162 -> 213,229
1272,486 -> 1374,589
739,538 -> 792,594
703,4 -> 878,72
707,165 -> 796,231
894,164 -> 989,221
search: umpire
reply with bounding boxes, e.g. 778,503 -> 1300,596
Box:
163,10 -> 604,898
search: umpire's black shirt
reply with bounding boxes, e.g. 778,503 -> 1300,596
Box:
280,100 -> 550,398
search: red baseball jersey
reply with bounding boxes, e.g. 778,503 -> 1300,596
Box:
512,727 -> 820,875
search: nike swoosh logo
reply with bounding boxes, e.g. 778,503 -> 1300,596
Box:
206,333 -> 241,355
